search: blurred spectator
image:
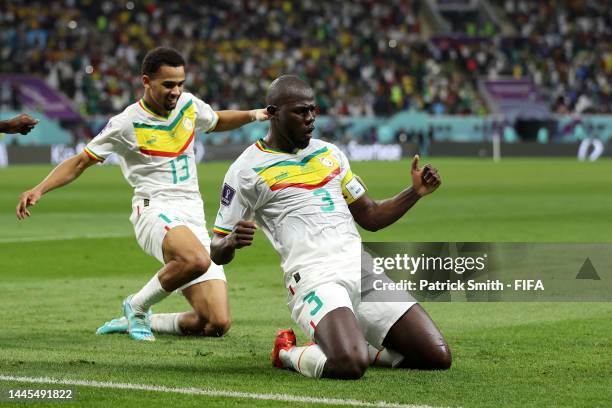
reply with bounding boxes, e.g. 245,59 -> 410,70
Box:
0,0 -> 485,117
0,0 -> 608,118
498,0 -> 611,113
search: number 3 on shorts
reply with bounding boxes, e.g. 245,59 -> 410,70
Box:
304,291 -> 323,316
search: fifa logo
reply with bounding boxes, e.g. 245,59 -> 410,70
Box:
221,183 -> 236,207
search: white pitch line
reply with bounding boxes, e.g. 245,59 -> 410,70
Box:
0,375 -> 446,408
0,232 -> 132,244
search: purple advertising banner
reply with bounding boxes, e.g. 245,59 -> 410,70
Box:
0,75 -> 81,121
482,79 -> 550,119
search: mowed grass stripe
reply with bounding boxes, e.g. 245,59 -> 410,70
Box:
0,232 -> 132,243
0,375 -> 449,408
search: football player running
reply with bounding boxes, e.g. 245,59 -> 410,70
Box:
17,47 -> 269,342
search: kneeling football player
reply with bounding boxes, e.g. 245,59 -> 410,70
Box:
211,75 -> 450,379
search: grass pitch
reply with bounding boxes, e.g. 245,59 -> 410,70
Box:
1,158 -> 611,407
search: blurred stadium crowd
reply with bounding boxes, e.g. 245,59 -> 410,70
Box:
0,0 -> 610,118
492,1 -> 610,114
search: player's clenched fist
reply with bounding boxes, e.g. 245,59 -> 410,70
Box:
0,113 -> 39,135
410,155 -> 441,197
227,220 -> 257,248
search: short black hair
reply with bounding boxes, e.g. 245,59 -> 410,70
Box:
141,47 -> 185,77
266,75 -> 313,106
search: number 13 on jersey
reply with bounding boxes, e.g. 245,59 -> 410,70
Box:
170,154 -> 189,184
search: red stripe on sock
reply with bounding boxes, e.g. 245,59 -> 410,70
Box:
297,347 -> 308,371
374,349 -> 382,365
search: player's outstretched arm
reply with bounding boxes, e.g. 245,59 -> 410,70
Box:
212,109 -> 269,132
210,220 -> 257,265
16,151 -> 97,219
349,155 -> 441,232
0,114 -> 39,135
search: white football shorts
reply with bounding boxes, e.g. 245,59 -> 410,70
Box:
286,267 -> 416,349
130,196 -> 226,291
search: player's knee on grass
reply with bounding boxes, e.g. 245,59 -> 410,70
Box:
184,312 -> 231,337
427,342 -> 452,370
384,304 -> 452,370
202,314 -> 231,337
398,340 -> 452,370
324,347 -> 369,379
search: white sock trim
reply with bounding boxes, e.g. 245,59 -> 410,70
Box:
286,345 -> 327,378
367,344 -> 404,368
130,274 -> 170,313
151,313 -> 183,335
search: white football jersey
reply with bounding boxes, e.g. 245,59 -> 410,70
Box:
84,92 -> 218,200
213,139 -> 367,287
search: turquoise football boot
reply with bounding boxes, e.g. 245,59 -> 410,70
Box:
95,317 -> 128,335
122,295 -> 155,342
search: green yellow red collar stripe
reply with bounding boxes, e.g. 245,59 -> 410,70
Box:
213,226 -> 232,236
138,98 -> 171,119
84,147 -> 104,162
255,139 -> 287,154
134,100 -> 193,130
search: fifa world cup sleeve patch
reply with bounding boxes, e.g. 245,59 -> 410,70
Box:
341,171 -> 366,204
221,183 -> 236,207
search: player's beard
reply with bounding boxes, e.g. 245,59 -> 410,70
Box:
296,128 -> 313,149
286,132 -> 310,150
295,137 -> 310,149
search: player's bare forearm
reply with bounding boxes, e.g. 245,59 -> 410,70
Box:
213,109 -> 269,132
35,152 -> 95,195
349,155 -> 441,232
0,120 -> 12,133
210,234 -> 237,265
210,220 -> 257,264
16,151 -> 96,219
349,187 -> 422,232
